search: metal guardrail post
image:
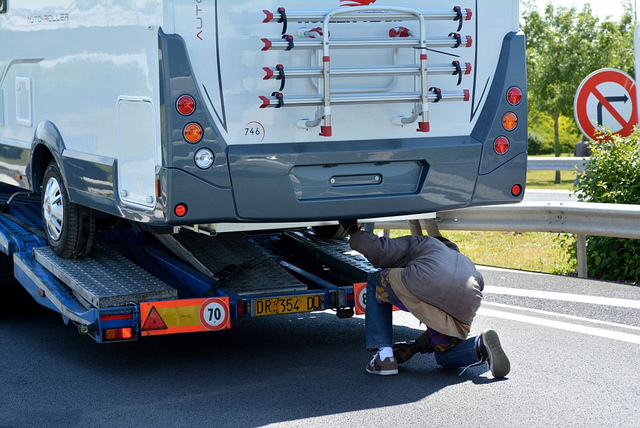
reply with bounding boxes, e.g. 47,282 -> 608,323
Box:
576,234 -> 587,278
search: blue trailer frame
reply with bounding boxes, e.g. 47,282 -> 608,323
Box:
1,186 -> 361,343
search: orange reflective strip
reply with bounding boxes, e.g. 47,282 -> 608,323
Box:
140,297 -> 230,337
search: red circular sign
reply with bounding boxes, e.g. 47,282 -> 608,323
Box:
574,68 -> 638,140
199,298 -> 230,331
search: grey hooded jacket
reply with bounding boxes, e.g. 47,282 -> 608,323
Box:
349,230 -> 484,324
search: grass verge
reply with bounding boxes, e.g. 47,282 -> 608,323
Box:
380,229 -> 576,276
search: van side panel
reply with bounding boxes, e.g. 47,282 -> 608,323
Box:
0,1 -> 164,218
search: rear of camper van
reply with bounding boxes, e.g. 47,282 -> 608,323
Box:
0,0 -> 526,257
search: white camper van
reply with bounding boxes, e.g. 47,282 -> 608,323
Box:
0,0 -> 527,257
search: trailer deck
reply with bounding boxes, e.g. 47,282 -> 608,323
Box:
0,186 -> 372,342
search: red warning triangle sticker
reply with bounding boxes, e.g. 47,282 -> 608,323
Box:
142,306 -> 168,331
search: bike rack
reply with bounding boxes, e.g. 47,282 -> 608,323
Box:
260,5 -> 474,137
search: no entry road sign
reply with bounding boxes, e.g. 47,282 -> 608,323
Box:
574,68 -> 638,140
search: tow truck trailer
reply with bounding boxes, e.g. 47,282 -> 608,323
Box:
2,186 -> 380,342
1,0 -> 527,342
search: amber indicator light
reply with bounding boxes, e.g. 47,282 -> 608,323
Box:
184,123 -> 203,143
502,112 -> 518,131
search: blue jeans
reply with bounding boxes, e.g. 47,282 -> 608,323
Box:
365,272 -> 481,368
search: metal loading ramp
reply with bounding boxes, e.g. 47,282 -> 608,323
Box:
33,246 -> 177,309
156,230 -> 307,296
281,230 -> 378,281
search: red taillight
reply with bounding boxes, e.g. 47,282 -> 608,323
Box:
506,87 -> 523,106
184,123 -> 203,143
494,136 -> 510,155
104,327 -> 133,341
236,300 -> 246,318
502,112 -> 518,131
176,95 -> 196,116
511,184 -> 523,197
174,204 -> 188,217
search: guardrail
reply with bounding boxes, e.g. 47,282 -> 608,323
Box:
527,156 -> 587,171
377,201 -> 640,278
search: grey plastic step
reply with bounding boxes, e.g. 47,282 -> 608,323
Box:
33,246 -> 177,308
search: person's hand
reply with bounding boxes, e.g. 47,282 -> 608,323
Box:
339,219 -> 360,235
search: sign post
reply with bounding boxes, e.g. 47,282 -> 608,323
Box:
574,68 -> 638,140
636,24 -> 640,151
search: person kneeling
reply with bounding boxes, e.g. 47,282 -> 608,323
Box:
340,220 -> 510,379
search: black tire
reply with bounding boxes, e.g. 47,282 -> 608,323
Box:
312,224 -> 348,239
41,161 -> 95,258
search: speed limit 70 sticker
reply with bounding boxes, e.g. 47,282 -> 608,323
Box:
199,298 -> 231,331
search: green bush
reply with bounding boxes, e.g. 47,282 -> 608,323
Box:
527,131 -> 546,155
572,131 -> 640,281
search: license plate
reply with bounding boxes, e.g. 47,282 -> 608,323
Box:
252,294 -> 323,316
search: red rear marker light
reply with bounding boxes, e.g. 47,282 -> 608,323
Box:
236,300 -> 246,318
511,184 -> 523,197
105,327 -> 133,341
184,123 -> 203,143
507,87 -> 523,106
100,314 -> 132,322
502,112 -> 518,131
494,136 -> 510,155
174,204 -> 188,217
176,95 -> 196,116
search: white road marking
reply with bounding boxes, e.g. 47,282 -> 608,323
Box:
483,286 -> 640,309
483,301 -> 640,332
478,308 -> 640,344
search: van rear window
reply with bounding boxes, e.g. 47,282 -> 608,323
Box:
0,0 -> 6,14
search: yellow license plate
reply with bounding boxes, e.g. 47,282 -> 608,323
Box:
252,294 -> 323,316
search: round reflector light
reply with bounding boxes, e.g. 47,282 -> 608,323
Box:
506,87 -> 523,106
174,204 -> 188,217
184,123 -> 203,143
494,136 -> 510,155
502,112 -> 518,131
176,95 -> 196,116
194,148 -> 215,169
511,184 -> 523,197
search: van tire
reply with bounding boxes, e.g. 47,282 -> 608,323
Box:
312,225 -> 348,239
41,161 -> 95,258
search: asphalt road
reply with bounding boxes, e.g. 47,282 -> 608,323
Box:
2,265 -> 639,428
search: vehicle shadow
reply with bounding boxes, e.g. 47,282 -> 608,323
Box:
2,310 -> 497,427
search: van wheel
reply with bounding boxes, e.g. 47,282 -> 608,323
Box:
42,161 -> 95,258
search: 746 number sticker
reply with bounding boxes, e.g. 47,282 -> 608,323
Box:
244,121 -> 265,142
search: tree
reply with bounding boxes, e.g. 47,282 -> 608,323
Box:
522,1 -> 635,182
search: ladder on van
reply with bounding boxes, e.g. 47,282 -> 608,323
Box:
259,5 -> 473,136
